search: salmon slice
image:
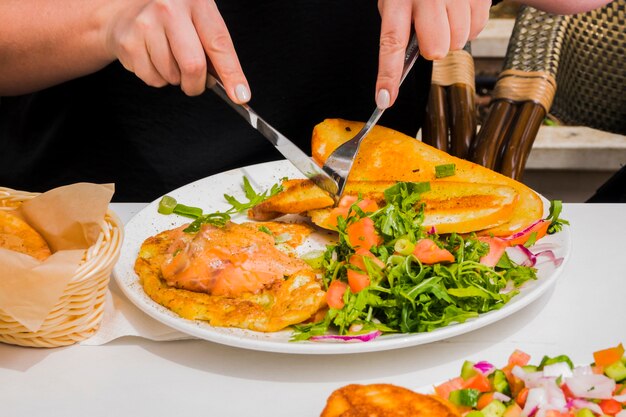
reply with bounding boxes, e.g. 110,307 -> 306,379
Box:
160,222 -> 310,297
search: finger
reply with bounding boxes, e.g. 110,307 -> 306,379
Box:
469,0 -> 491,40
116,31 -> 168,88
414,0 -> 450,60
192,0 -> 250,103
446,0 -> 471,50
158,3 -> 209,96
375,0 -> 413,109
145,26 -> 181,86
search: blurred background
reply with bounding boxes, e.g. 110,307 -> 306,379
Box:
467,0 -> 625,202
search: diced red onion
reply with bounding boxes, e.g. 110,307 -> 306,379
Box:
567,398 -> 604,415
508,245 -> 537,267
474,361 -> 496,375
512,366 -> 546,388
535,250 -> 564,267
527,405 -> 539,417
428,226 -> 437,235
493,392 -> 511,402
502,220 -> 545,243
310,330 -> 381,343
542,362 -> 573,379
613,393 -> 626,402
507,245 -> 564,268
523,388 -> 547,417
572,365 -> 594,377
564,374 -> 616,399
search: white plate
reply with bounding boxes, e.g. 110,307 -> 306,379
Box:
113,160 -> 572,355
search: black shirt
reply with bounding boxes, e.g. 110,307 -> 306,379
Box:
0,0 -> 432,201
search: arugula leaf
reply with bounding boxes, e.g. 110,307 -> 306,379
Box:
546,200 -> 570,234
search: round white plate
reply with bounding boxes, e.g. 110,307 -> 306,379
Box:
113,160 -> 572,355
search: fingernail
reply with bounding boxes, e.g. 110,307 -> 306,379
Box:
376,89 -> 390,109
235,84 -> 250,102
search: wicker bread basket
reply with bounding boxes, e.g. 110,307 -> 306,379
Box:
0,187 -> 123,347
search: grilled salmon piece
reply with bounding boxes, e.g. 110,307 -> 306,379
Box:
312,119 -> 543,236
320,384 -> 460,417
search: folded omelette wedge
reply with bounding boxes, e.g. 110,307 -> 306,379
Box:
250,119 -> 543,236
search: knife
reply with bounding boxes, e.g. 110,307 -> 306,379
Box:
206,74 -> 340,199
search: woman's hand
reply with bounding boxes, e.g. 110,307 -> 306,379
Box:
104,0 -> 250,101
375,0 -> 491,109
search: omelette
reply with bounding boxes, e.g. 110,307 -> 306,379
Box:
320,384 -> 461,417
134,220 -> 327,332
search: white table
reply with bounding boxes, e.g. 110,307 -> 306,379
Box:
2,203 -> 625,417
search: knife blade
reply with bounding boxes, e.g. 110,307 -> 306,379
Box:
206,75 -> 339,199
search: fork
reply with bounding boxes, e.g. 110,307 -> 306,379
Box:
321,33 -> 420,198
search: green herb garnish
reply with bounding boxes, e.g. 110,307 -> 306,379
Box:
546,200 -> 569,234
158,176 -> 284,233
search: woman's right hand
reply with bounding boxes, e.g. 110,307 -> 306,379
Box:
104,0 -> 250,101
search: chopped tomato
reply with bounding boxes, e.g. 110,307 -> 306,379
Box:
599,399 -> 623,416
561,383 -> 576,400
515,387 -> 529,408
504,220 -> 550,246
347,217 -> 381,251
349,248 -> 385,270
434,377 -> 465,401
326,197 -> 379,228
412,238 -> 455,264
347,270 -> 370,293
478,236 -> 507,267
502,364 -> 525,398
477,392 -> 495,410
593,343 -> 625,367
326,280 -> 347,309
508,349 -> 531,367
463,372 -> 492,393
346,249 -> 384,293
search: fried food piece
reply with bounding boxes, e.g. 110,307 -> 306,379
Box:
307,181 -> 519,234
249,179 -> 334,221
0,209 -> 51,260
320,384 -> 461,417
135,221 -> 326,332
312,119 -> 543,236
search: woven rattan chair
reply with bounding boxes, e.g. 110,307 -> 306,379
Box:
469,0 -> 626,181
422,47 -> 477,160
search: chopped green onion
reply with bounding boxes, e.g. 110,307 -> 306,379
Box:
158,196 -> 178,215
435,163 -> 456,178
301,250 -> 325,270
258,225 -> 273,235
172,203 -> 203,219
274,233 -> 292,244
394,238 -> 415,256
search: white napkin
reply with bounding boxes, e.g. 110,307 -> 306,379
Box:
81,279 -> 194,345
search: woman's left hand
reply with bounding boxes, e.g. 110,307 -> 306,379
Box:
375,0 -> 491,109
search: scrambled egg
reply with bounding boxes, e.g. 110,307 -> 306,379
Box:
134,221 -> 326,332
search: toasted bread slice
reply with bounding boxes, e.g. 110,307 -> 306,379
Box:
248,179 -> 334,221
320,384 -> 460,417
307,181 -> 518,234
312,119 -> 543,235
0,209 -> 51,260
